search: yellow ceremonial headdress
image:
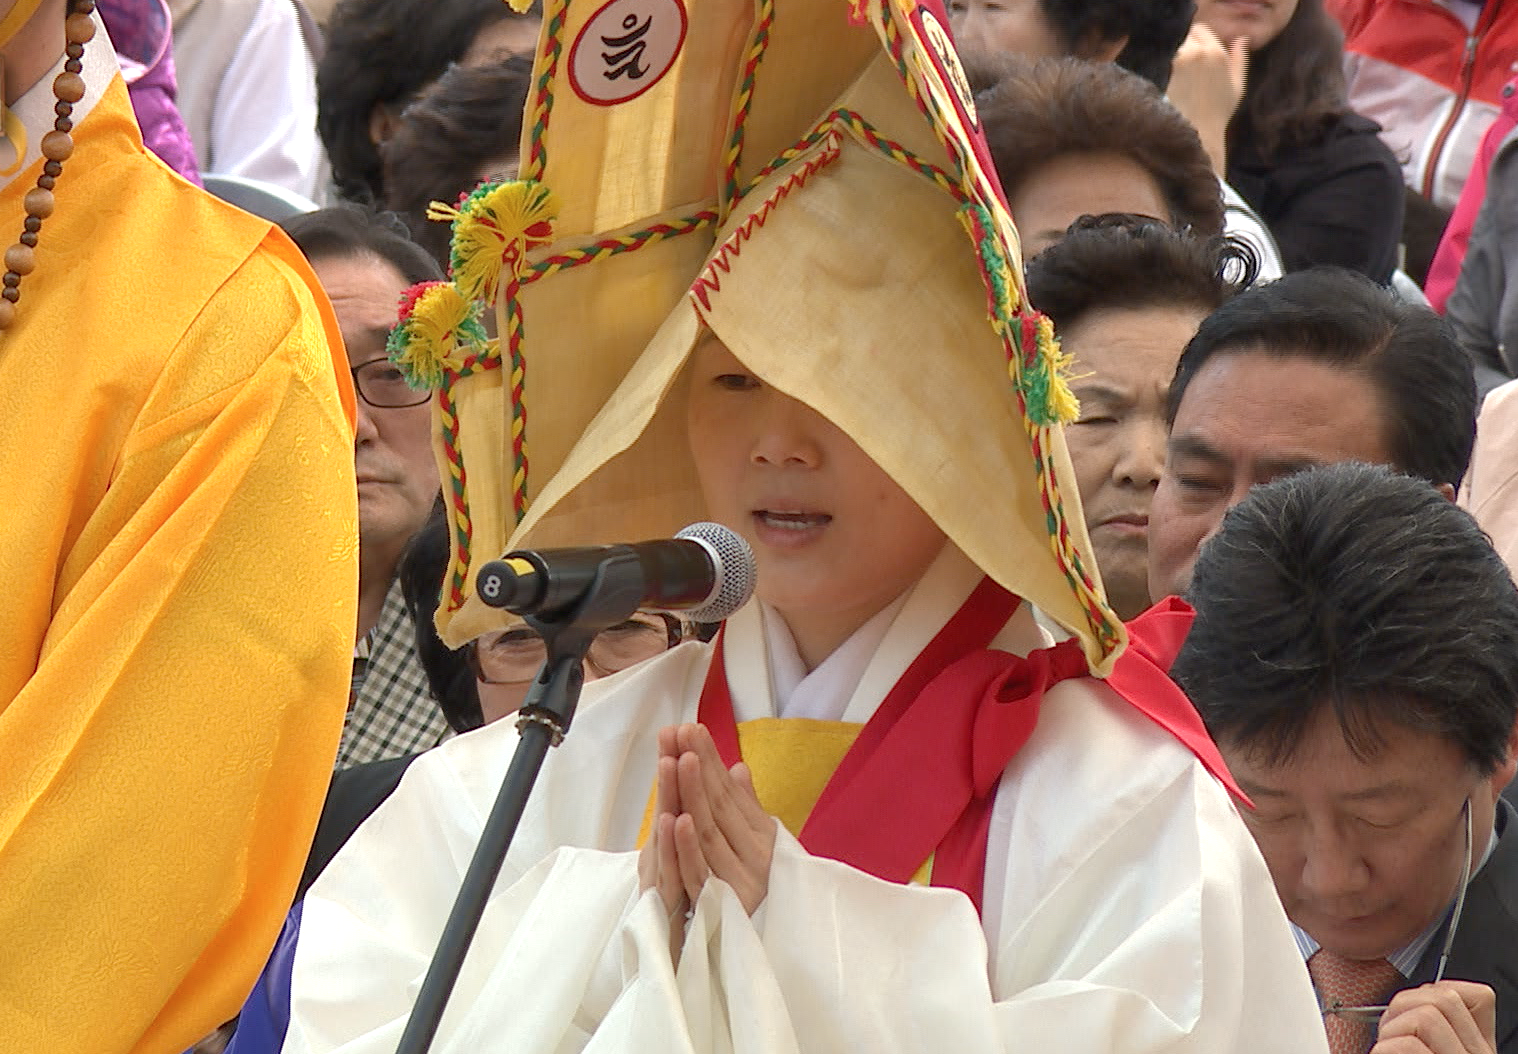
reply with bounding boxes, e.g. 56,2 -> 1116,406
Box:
402,0 -> 1126,673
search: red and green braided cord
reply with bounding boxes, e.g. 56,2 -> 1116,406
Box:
722,0 -> 775,206
524,0 -> 568,180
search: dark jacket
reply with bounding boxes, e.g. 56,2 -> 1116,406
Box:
1446,122 -> 1518,397
1227,111 -> 1404,284
296,753 -> 418,901
1404,797 -> 1518,1053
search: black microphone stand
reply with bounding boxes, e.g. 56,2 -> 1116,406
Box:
394,556 -> 647,1054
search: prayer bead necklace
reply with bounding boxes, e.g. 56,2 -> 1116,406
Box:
0,0 -> 95,331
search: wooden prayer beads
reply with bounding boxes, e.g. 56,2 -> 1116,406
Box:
0,0 -> 96,332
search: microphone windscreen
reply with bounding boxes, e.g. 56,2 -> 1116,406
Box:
675,522 -> 756,623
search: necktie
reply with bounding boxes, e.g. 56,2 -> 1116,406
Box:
1308,948 -> 1404,1054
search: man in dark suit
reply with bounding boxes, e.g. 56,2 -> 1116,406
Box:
1175,462 -> 1515,1054
1405,812 -> 1518,1052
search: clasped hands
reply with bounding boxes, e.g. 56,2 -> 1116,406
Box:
636,723 -> 777,938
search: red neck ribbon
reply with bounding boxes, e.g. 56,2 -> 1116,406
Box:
697,584 -> 1238,914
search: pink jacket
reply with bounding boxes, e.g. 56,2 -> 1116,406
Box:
1427,76 -> 1518,311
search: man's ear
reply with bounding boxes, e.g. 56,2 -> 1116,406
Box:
1497,718 -> 1518,791
1076,30 -> 1129,65
1437,481 -> 1458,503
369,102 -> 399,147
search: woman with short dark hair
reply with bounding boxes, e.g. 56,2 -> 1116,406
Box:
382,56 -> 532,271
317,0 -> 540,203
1026,215 -> 1253,618
979,58 -> 1225,260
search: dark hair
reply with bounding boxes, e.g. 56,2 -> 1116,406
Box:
318,0 -> 540,202
1174,462 -> 1518,774
398,501 -> 483,734
979,58 -> 1225,239
1038,0 -> 1194,91
280,205 -> 445,285
1167,267 -> 1477,488
1230,0 -> 1349,157
382,56 -> 532,270
1027,215 -> 1256,330
961,48 -> 1020,97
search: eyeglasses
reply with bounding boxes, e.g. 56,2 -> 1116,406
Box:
466,612 -> 683,685
1321,796 -> 1473,1022
352,357 -> 431,409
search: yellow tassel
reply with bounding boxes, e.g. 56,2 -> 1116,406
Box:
386,281 -> 488,390
503,0 -> 534,11
1035,314 -> 1080,426
426,199 -> 464,225
441,180 -> 560,304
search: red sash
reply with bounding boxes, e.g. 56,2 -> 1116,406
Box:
697,583 -> 1237,914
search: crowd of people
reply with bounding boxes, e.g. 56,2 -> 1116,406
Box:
8,0 -> 1518,1052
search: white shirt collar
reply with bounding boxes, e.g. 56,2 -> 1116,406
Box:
4,9 -> 116,194
722,543 -> 1049,725
760,592 -> 908,721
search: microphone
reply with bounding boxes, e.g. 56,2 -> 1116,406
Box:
475,522 -> 756,624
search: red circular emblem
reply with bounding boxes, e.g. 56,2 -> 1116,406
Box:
568,0 -> 688,107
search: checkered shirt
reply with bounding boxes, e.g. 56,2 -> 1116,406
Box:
338,577 -> 452,769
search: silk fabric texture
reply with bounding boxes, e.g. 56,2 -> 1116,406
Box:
0,18 -> 358,1052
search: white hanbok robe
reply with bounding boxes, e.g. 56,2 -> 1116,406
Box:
280,548 -> 1329,1054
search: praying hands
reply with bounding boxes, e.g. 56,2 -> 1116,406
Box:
637,723 -> 777,939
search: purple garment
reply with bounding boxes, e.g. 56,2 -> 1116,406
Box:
97,0 -> 203,185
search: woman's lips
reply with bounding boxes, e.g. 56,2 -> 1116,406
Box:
752,509 -> 832,547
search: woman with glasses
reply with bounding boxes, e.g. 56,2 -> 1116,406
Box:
468,613 -> 686,724
297,517 -> 688,891
295,615 -> 688,905
395,508 -> 695,733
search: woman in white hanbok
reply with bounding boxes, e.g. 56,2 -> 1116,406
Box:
228,4 -> 1331,1053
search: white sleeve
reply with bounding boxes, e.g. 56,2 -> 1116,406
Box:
290,793 -> 1325,1054
281,657 -> 703,1054
204,0 -> 324,199
282,751 -> 491,1054
700,770 -> 1328,1054
283,675 -> 1327,1054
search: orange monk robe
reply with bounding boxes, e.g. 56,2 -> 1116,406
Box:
0,16 -> 358,1054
